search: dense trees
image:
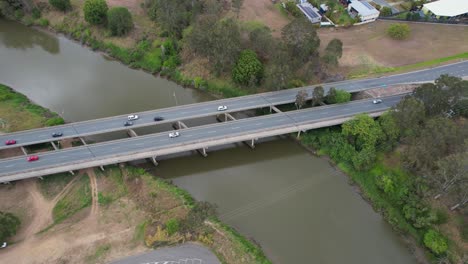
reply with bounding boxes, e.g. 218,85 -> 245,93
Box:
312,86 -> 324,106
107,7 -> 133,36
147,0 -> 193,37
232,50 -> 263,86
0,211 -> 20,242
281,18 -> 320,64
49,0 -> 71,12
83,0 -> 108,25
323,38 -> 343,66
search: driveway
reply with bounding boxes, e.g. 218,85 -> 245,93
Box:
110,243 -> 221,264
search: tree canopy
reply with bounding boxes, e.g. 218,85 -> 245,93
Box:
107,7 -> 133,36
281,18 -> 320,64
232,49 -> 263,86
83,0 -> 108,25
0,211 -> 20,242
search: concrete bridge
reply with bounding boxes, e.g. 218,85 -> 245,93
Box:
0,94 -> 404,182
1,60 -> 466,150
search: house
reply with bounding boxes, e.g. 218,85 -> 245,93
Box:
347,0 -> 380,23
297,1 -> 322,24
422,0 -> 468,19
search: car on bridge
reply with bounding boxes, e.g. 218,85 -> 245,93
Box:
169,131 -> 180,138
52,132 -> 63,138
124,121 -> 133,127
373,99 -> 382,104
154,116 -> 164,121
27,155 -> 39,162
217,105 -> 228,111
127,114 -> 139,121
4,139 -> 16,145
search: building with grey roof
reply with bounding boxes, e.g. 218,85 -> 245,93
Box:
297,2 -> 322,24
348,0 -> 380,23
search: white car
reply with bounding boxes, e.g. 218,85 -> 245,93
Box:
217,105 -> 228,111
1,242 -> 7,249
127,114 -> 139,121
169,131 -> 180,138
373,99 -> 382,104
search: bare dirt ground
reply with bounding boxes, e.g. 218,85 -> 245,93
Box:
0,170 -> 149,264
239,0 -> 290,36
318,21 -> 468,68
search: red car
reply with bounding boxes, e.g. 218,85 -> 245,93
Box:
27,155 -> 39,162
5,139 -> 16,145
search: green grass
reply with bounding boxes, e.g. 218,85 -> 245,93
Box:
96,167 -> 127,205
274,2 -> 289,18
349,52 -> 468,78
86,244 -> 111,263
52,174 -> 92,224
133,220 -> 148,242
0,84 -> 64,132
38,173 -> 75,200
141,173 -> 195,208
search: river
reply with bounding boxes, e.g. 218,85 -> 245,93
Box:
0,19 -> 417,264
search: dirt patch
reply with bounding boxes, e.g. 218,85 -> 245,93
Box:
238,0 -> 290,37
318,21 -> 468,68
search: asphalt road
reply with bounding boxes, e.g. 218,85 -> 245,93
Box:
0,94 -> 403,180
0,61 -> 466,150
111,243 -> 221,264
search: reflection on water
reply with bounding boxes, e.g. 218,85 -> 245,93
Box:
0,19 -> 59,54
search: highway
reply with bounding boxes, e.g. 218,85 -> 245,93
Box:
0,94 -> 404,182
0,60 -> 466,149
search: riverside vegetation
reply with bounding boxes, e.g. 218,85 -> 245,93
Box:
301,75 -> 468,263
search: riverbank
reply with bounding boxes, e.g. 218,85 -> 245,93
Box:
0,84 -> 271,263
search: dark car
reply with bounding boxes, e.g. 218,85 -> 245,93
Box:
124,121 -> 133,127
52,132 -> 63,138
154,116 -> 164,121
27,155 -> 39,162
5,140 -> 16,145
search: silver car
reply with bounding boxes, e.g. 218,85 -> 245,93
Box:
169,131 -> 180,138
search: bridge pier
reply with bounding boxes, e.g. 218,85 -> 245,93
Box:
224,113 -> 236,122
150,156 -> 159,166
21,146 -> 28,155
197,147 -> 208,157
79,137 -> 87,145
51,141 -> 74,175
172,121 -> 188,130
270,105 -> 282,113
243,138 -> 256,149
127,129 -> 138,138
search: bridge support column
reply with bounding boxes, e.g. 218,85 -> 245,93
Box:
270,105 -> 282,113
297,130 -> 302,139
51,141 -> 74,175
172,121 -> 188,130
197,147 -> 208,157
244,138 -> 256,149
21,146 -> 28,155
127,129 -> 138,137
2,181 -> 11,185
79,137 -> 87,145
224,113 -> 236,122
100,166 -> 105,171
150,156 -> 159,166
38,176 -> 43,180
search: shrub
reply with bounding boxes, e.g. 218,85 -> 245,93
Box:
38,18 -> 49,27
380,6 -> 392,17
387,23 -> 411,40
0,211 -> 21,242
423,229 -> 448,255
335,89 -> 351,103
285,1 -> 302,17
232,49 -> 263,86
107,7 -> 133,36
165,218 -> 179,236
45,117 -> 65,126
22,16 -> 33,26
32,7 -> 41,19
49,0 -> 71,11
83,0 -> 108,25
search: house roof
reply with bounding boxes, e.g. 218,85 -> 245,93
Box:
423,0 -> 468,17
349,0 -> 379,16
297,3 -> 322,21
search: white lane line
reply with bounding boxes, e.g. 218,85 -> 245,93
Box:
231,127 -> 240,130
185,135 -> 193,137
207,131 -> 217,134
4,164 -> 14,168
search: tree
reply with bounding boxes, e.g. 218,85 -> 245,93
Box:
325,87 -> 337,104
380,6 -> 392,16
295,90 -> 308,109
232,49 -> 263,86
83,0 -> 108,25
429,153 -> 467,197
454,99 -> 468,118
413,83 -> 450,116
248,26 -> 274,60
0,211 -> 20,242
342,114 -> 384,151
435,74 -> 468,106
335,90 -> 351,103
392,96 -> 426,138
322,38 -> 343,66
424,229 -> 448,255
282,18 -> 320,64
378,112 -> 400,150
386,23 -> 411,40
231,0 -> 243,18
147,0 -> 192,38
107,7 -> 133,36
312,86 -> 324,106
264,46 -> 292,90
49,0 -> 70,11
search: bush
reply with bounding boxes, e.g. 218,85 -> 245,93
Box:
453,99 -> 468,117
0,211 -> 21,242
165,218 -> 179,236
45,117 -> 65,126
335,89 -> 351,103
232,49 -> 263,86
380,6 -> 392,17
107,7 -> 133,36
32,7 -> 41,19
423,229 -> 448,255
285,1 -> 302,17
83,0 -> 108,25
38,18 -> 49,27
387,23 -> 411,40
49,0 -> 71,11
